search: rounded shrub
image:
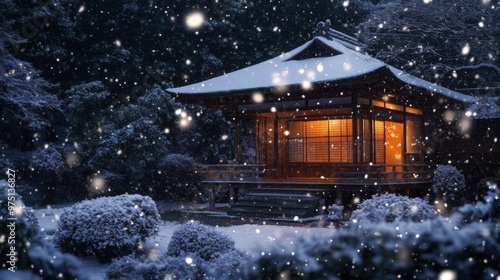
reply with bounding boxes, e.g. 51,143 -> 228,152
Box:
107,222 -> 246,280
452,186 -> 500,225
106,254 -> 202,280
327,204 -> 344,221
432,165 -> 466,207
166,221 -> 237,261
242,188 -> 500,280
350,193 -> 436,223
241,218 -> 500,280
54,194 -> 161,262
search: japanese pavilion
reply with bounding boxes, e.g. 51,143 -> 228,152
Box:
168,23 -> 476,217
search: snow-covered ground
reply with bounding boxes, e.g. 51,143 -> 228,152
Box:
34,204 -> 334,279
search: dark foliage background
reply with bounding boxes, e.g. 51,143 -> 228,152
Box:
0,0 -> 498,203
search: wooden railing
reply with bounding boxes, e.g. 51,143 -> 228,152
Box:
332,164 -> 433,184
201,163 -> 433,210
201,163 -> 433,184
202,164 -> 266,182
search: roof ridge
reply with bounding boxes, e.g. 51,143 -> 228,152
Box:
312,19 -> 365,52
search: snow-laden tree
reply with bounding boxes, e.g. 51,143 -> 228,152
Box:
28,144 -> 66,202
1,0 -> 378,96
90,117 -> 169,179
3,0 -> 77,83
81,87 -> 175,195
0,30 -> 61,148
153,154 -> 204,201
173,105 -> 233,164
358,0 -> 500,94
136,87 -> 176,125
65,81 -> 110,141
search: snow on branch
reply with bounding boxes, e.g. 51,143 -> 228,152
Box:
452,63 -> 500,77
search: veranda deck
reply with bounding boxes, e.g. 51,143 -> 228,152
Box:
201,164 -> 433,210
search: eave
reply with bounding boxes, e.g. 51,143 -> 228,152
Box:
167,36 -> 476,113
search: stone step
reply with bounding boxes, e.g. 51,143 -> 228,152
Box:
241,193 -> 320,202
229,208 -> 312,219
233,201 -> 315,209
253,188 -> 328,193
228,192 -> 323,219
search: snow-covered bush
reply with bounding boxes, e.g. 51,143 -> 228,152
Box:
350,193 -> 436,223
107,222 -> 246,280
106,254 -> 202,280
154,154 -> 204,201
242,188 -> 500,279
0,181 -> 84,279
327,204 -> 344,221
107,250 -> 246,280
242,216 -> 500,279
468,177 -> 498,202
452,186 -> 500,226
54,194 -> 161,262
432,165 -> 466,208
167,221 -> 240,261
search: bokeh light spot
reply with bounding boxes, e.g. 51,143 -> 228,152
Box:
185,12 -> 204,29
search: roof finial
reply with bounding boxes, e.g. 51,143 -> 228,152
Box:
312,19 -> 333,40
312,19 -> 365,53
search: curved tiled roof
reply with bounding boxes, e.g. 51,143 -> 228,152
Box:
169,36 -> 475,104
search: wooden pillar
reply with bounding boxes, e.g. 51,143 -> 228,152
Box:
335,190 -> 343,205
371,100 -> 377,164
403,107 -> 407,164
208,184 -> 216,210
235,118 -> 241,163
352,94 -> 358,164
273,116 -> 279,178
255,117 -> 262,164
229,186 -> 235,205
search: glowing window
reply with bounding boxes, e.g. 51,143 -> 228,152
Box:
288,119 -> 352,163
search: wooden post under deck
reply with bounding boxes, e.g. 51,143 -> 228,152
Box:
335,190 -> 343,205
208,184 -> 216,211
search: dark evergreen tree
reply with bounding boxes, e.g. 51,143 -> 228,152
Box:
358,0 -> 500,95
65,81 -> 110,144
0,1 -> 62,149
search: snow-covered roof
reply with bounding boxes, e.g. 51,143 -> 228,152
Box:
169,36 -> 476,103
466,96 -> 500,119
388,66 -> 476,103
